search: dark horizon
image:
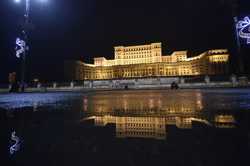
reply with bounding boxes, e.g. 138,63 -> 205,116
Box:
0,0 -> 250,83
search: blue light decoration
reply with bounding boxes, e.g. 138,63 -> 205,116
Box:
236,16 -> 250,44
15,38 -> 26,58
9,131 -> 21,155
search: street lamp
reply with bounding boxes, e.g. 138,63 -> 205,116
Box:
14,0 -> 48,92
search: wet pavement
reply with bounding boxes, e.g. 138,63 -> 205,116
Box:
0,89 -> 250,166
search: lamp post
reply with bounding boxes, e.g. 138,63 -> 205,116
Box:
14,0 -> 47,92
231,0 -> 244,75
229,0 -> 247,75
21,0 -> 30,92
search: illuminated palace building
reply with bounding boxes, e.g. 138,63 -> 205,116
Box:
68,42 -> 229,80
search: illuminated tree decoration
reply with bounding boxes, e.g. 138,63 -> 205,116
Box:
15,38 -> 26,58
236,16 -> 250,44
9,131 -> 20,155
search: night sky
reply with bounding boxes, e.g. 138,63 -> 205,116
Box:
0,0 -> 250,83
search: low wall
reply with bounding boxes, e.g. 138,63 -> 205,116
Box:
84,77 -> 180,89
25,81 -> 249,92
1,76 -> 250,93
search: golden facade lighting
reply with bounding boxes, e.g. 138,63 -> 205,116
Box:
68,43 -> 230,80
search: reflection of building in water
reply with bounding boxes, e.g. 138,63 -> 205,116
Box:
82,91 -> 235,140
116,117 -> 166,139
88,91 -> 204,114
214,115 -> 236,128
92,114 -> 213,140
89,113 -> 236,140
95,116 -> 166,139
175,117 -> 193,129
83,91 -> 206,139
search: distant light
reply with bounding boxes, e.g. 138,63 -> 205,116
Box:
14,0 -> 21,3
33,78 -> 39,82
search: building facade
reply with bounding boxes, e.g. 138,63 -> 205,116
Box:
65,42 -> 229,80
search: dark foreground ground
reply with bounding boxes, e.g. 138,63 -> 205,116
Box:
0,89 -> 250,166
